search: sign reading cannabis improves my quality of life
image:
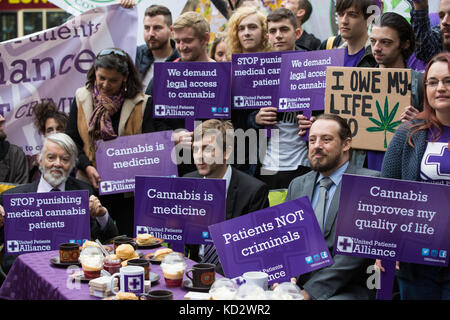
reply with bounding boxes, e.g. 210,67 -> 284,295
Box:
335,174 -> 450,266
325,67 -> 411,151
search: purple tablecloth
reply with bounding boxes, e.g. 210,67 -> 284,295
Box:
0,248 -> 215,300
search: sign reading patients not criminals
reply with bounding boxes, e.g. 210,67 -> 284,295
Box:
324,67 -> 411,151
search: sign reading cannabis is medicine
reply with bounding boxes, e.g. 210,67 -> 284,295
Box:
324,67 -> 411,151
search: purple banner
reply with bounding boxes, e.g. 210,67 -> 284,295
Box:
232,51 -> 286,110
153,62 -> 231,119
3,191 -> 90,254
95,131 -> 178,195
0,5 -> 138,156
278,49 -> 345,112
335,174 -> 450,266
134,176 -> 226,244
208,197 -> 333,284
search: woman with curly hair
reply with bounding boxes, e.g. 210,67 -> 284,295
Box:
28,101 -> 69,182
226,6 -> 270,55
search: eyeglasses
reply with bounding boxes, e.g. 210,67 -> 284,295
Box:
97,48 -> 127,58
425,77 -> 450,89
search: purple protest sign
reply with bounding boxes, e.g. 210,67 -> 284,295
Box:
278,49 -> 345,112
95,131 -> 178,195
334,174 -> 450,266
0,5 -> 138,156
208,197 -> 332,284
153,62 -> 231,120
232,51 -> 286,110
134,176 -> 226,244
3,191 -> 90,254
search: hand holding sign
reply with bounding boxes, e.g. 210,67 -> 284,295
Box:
255,107 -> 278,126
89,195 -> 106,218
297,114 -> 315,137
85,166 -> 101,190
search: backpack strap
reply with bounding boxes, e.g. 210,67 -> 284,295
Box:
326,36 -> 336,50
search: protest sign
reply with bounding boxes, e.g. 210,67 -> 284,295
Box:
134,176 -> 226,244
95,131 -> 178,195
325,67 -> 411,151
0,5 -> 138,155
278,49 -> 345,112
231,51 -> 284,110
335,174 -> 450,267
153,62 -> 231,122
208,197 -> 333,284
3,191 -> 90,254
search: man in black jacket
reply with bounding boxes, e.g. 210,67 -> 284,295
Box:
184,119 -> 269,274
133,4 -> 179,92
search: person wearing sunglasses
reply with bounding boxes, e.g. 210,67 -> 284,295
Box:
65,48 -> 168,237
379,52 -> 450,300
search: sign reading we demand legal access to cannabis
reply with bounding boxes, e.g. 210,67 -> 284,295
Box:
3,191 -> 90,254
335,175 -> 450,267
209,197 -> 332,284
325,67 -> 411,151
153,62 -> 231,121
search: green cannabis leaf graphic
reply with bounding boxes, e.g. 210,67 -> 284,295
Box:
366,96 -> 402,148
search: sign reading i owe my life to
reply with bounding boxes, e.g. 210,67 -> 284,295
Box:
325,67 -> 411,151
153,62 -> 231,120
95,131 -> 178,195
334,174 -> 450,266
232,51 -> 285,110
208,197 -> 333,284
277,49 -> 345,112
134,176 -> 226,243
3,191 -> 90,254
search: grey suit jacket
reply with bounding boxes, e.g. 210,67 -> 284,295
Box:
285,162 -> 380,300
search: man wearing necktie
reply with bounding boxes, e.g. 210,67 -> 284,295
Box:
184,119 -> 270,275
285,114 -> 379,300
0,133 -> 118,273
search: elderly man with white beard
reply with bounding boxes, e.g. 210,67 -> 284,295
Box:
0,133 -> 118,274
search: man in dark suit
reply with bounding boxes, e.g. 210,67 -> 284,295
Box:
184,119 -> 269,273
0,133 -> 118,273
285,114 -> 379,300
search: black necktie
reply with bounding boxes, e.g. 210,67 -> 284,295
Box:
50,188 -> 60,192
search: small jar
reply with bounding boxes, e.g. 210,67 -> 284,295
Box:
103,256 -> 121,275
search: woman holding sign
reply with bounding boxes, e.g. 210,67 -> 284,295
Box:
66,48 -> 165,237
381,52 -> 450,300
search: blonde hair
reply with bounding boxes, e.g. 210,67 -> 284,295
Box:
194,119 -> 234,151
173,11 -> 210,40
226,6 -> 270,55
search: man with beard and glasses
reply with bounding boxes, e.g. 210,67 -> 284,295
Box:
409,0 -> 450,63
0,133 -> 118,274
285,114 -> 379,300
0,114 -> 28,185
